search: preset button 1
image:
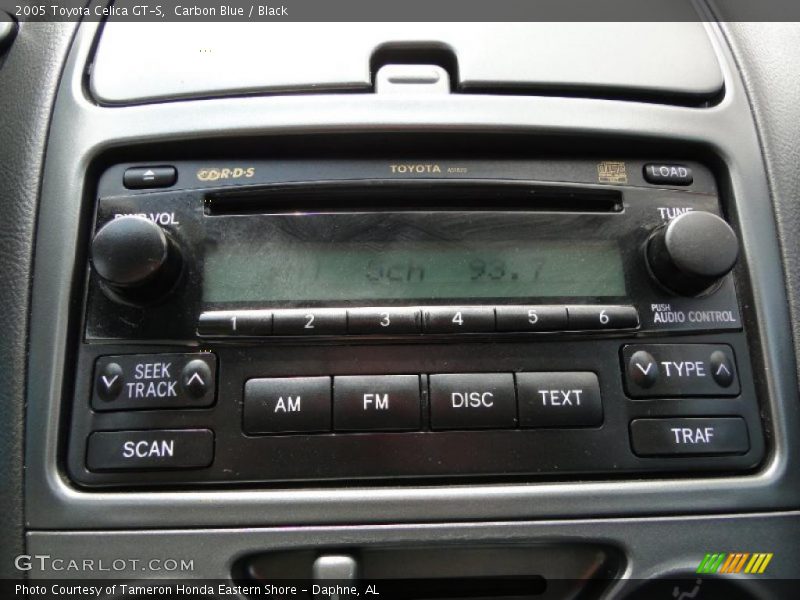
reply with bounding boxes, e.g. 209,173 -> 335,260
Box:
198,310 -> 272,336
429,373 -> 516,430
244,377 -> 332,434
334,375 -> 421,432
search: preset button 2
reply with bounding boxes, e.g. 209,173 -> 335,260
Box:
273,308 -> 347,335
334,375 -> 421,431
429,373 -> 516,430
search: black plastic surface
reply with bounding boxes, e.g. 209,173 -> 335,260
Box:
67,332 -> 764,487
65,157 -> 765,487
0,21 -> 76,577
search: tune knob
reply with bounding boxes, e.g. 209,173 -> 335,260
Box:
90,216 -> 182,304
646,211 -> 739,296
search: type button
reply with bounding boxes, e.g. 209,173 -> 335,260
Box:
622,344 -> 740,398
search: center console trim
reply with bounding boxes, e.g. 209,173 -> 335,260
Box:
24,19 -> 800,529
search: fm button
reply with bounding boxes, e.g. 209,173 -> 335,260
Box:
334,375 -> 421,432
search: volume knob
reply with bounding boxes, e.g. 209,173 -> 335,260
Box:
646,211 -> 739,296
90,216 -> 182,304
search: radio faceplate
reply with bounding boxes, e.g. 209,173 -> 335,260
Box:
67,158 -> 764,488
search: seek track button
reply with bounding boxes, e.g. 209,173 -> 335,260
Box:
92,353 -> 217,411
96,362 -> 124,401
181,359 -> 212,398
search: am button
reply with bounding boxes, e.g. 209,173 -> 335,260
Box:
244,377 -> 332,434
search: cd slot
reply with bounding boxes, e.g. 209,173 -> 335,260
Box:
204,180 -> 623,215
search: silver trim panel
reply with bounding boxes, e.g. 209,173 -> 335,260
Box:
90,22 -> 723,104
25,20 -> 800,529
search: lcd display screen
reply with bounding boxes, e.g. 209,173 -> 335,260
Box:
202,240 -> 626,303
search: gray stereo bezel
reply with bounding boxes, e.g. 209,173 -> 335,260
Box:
24,19 -> 800,530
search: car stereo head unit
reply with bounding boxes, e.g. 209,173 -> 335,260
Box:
86,159 -> 740,341
66,158 -> 763,487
